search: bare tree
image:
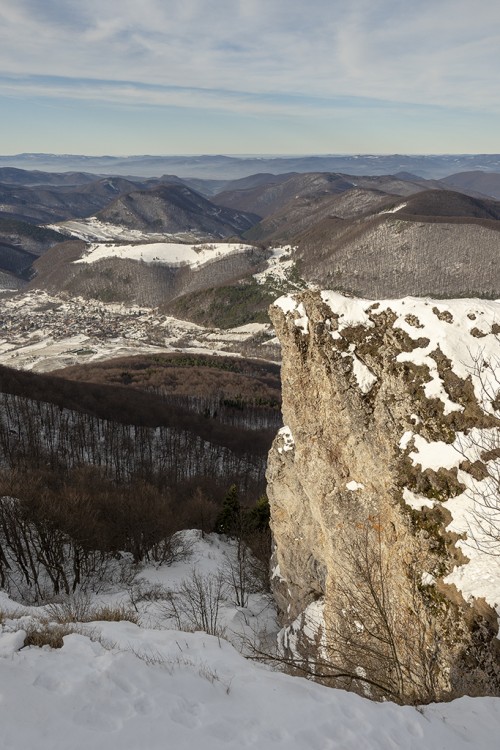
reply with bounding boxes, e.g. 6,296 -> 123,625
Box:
270,517 -> 442,705
455,340 -> 500,556
162,569 -> 228,637
325,519 -> 440,703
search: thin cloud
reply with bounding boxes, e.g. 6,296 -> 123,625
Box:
1,74 -> 413,119
0,0 -> 499,115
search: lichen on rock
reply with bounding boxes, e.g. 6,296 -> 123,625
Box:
267,290 -> 500,703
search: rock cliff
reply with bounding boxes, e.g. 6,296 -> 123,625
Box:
267,290 -> 500,703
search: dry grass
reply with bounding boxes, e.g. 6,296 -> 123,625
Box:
19,599 -> 138,651
23,622 -> 73,649
46,596 -> 139,626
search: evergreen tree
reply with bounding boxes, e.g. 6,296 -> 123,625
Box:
215,484 -> 241,535
246,494 -> 270,532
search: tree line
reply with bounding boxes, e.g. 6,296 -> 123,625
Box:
0,369 -> 278,603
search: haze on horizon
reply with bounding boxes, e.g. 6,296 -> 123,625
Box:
1,0 -> 499,157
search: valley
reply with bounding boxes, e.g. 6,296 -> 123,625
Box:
0,154 -> 499,748
4,0 -> 500,741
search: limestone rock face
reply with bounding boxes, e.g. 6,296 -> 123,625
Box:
267,290 -> 500,703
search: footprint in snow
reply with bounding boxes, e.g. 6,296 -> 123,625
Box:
169,696 -> 203,729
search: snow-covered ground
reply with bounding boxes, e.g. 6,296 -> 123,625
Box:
253,245 -> 304,291
74,240 -> 254,269
54,219 -> 300,289
1,531 -> 500,749
0,290 -> 278,371
47,217 -> 205,244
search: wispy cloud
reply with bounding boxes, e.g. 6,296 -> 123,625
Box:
3,73 -> 452,125
1,0 -> 500,115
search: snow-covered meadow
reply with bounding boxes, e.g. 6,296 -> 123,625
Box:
74,241 -> 254,269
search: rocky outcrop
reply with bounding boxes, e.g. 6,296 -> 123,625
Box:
267,290 -> 500,703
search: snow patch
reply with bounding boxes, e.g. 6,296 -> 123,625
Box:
346,481 -> 365,492
379,202 -> 408,214
277,425 -> 295,454
320,291 -> 374,331
279,599 -> 326,663
403,488 -> 435,510
351,354 -> 377,394
47,218 -> 199,244
294,302 -> 309,334
422,572 -> 436,586
271,564 -> 287,583
409,434 -> 461,472
399,431 -> 414,451
274,295 -> 309,334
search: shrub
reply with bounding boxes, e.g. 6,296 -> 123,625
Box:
162,569 -> 228,636
46,594 -> 139,625
23,622 -> 73,649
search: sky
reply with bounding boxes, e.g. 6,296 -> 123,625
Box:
0,0 -> 499,155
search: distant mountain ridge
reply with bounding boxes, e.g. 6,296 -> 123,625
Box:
3,153 -> 500,180
215,171 -> 451,225
441,171 -> 500,201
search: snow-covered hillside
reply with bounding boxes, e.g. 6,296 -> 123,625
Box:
1,531 -> 500,749
74,241 -> 253,269
47,217 -> 202,243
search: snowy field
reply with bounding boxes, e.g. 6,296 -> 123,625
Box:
1,531 -> 500,750
74,241 -> 254,269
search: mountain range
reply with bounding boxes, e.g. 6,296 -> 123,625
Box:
1,161 -> 500,311
4,152 -> 500,179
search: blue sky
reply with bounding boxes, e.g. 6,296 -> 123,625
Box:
1,0 -> 499,155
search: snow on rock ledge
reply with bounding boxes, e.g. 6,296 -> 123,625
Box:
267,289 -> 500,703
